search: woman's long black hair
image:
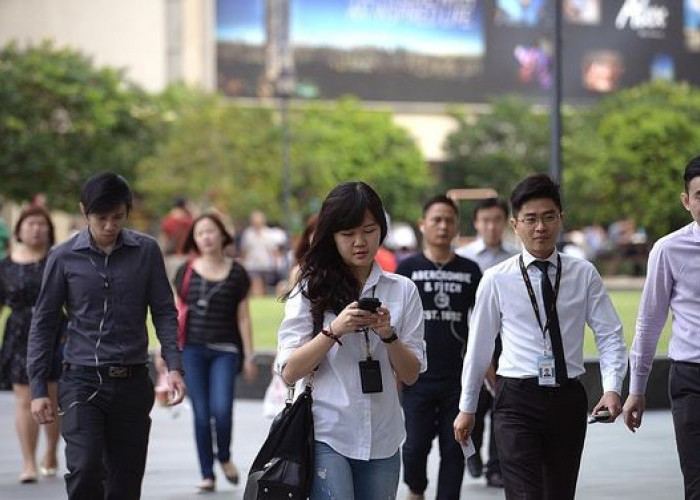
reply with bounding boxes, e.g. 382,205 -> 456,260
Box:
287,182 -> 388,330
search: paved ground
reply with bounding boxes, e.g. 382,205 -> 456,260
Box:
0,391 -> 682,499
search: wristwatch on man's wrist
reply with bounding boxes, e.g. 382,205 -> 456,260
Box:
381,327 -> 399,344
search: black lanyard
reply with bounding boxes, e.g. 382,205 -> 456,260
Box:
518,254 -> 562,339
362,285 -> 377,360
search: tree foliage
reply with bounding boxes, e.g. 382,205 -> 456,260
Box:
291,98 -> 431,224
441,96 -> 550,198
137,95 -> 431,228
0,41 -> 159,210
136,88 -> 282,223
563,81 -> 700,238
441,84 -> 700,239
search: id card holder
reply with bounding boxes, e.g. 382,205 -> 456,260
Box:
537,356 -> 556,386
359,358 -> 383,393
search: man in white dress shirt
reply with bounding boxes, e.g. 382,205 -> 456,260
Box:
623,156 -> 700,499
453,174 -> 628,499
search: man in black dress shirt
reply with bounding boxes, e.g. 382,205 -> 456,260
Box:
28,172 -> 186,499
397,195 -> 481,499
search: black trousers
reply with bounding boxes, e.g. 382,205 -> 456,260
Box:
58,368 -> 155,500
401,377 -> 465,499
670,361 -> 700,500
493,377 -> 587,500
472,385 -> 500,475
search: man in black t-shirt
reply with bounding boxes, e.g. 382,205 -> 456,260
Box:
397,195 -> 481,500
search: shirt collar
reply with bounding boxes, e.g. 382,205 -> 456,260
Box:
470,238 -> 487,254
362,262 -> 392,294
472,236 -> 508,253
472,237 -> 513,255
521,248 -> 559,269
692,222 -> 700,242
72,228 -> 140,252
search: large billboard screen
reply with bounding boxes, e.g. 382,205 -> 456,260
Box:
216,0 -> 700,104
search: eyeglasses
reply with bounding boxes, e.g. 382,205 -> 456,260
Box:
516,213 -> 561,226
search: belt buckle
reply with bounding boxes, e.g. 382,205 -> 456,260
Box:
108,366 -> 129,378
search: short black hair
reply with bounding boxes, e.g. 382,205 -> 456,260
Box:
172,197 -> 188,209
81,172 -> 133,215
510,174 -> 562,215
422,194 -> 458,216
473,197 -> 509,220
684,155 -> 700,192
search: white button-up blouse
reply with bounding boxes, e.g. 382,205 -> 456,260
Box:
277,263 -> 426,460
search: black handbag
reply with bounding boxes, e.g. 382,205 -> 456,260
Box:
243,382 -> 315,499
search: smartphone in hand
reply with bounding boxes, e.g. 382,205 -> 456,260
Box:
358,297 -> 381,312
588,409 -> 611,424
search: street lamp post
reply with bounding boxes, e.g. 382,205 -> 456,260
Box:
277,68 -> 295,234
550,0 -> 563,184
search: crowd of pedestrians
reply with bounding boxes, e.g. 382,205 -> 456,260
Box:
0,155 -> 698,499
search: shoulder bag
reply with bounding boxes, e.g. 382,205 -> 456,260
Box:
175,261 -> 194,350
243,378 -> 315,499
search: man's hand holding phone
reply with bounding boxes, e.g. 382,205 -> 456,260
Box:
588,409 -> 612,424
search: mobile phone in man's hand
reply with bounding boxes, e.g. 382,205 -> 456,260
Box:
588,409 -> 611,424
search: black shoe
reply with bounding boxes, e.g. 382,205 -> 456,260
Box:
467,455 -> 483,478
486,471 -> 504,488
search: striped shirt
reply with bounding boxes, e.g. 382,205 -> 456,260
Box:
176,262 -> 250,347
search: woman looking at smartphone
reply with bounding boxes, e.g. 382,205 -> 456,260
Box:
277,181 -> 426,499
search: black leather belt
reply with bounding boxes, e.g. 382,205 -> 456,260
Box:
64,364 -> 149,379
672,360 -> 700,369
501,376 -> 581,389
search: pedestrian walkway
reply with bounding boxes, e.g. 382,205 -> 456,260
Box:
0,391 -> 682,499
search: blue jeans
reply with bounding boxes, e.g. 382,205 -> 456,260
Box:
310,441 -> 400,500
183,344 -> 239,480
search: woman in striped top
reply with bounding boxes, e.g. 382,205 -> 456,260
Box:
174,213 -> 257,492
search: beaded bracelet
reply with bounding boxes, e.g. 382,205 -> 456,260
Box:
320,323 -> 343,346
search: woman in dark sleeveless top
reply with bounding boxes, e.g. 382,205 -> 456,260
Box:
0,206 -> 62,483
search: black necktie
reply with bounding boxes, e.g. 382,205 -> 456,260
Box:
532,260 -> 568,385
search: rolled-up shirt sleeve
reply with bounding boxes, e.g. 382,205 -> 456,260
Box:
28,249 -> 67,400
397,280 -> 426,373
276,286 -> 314,374
147,242 -> 181,373
586,267 -> 627,395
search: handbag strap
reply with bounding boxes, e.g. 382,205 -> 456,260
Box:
285,371 -> 314,405
284,309 -> 321,405
178,260 -> 194,300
